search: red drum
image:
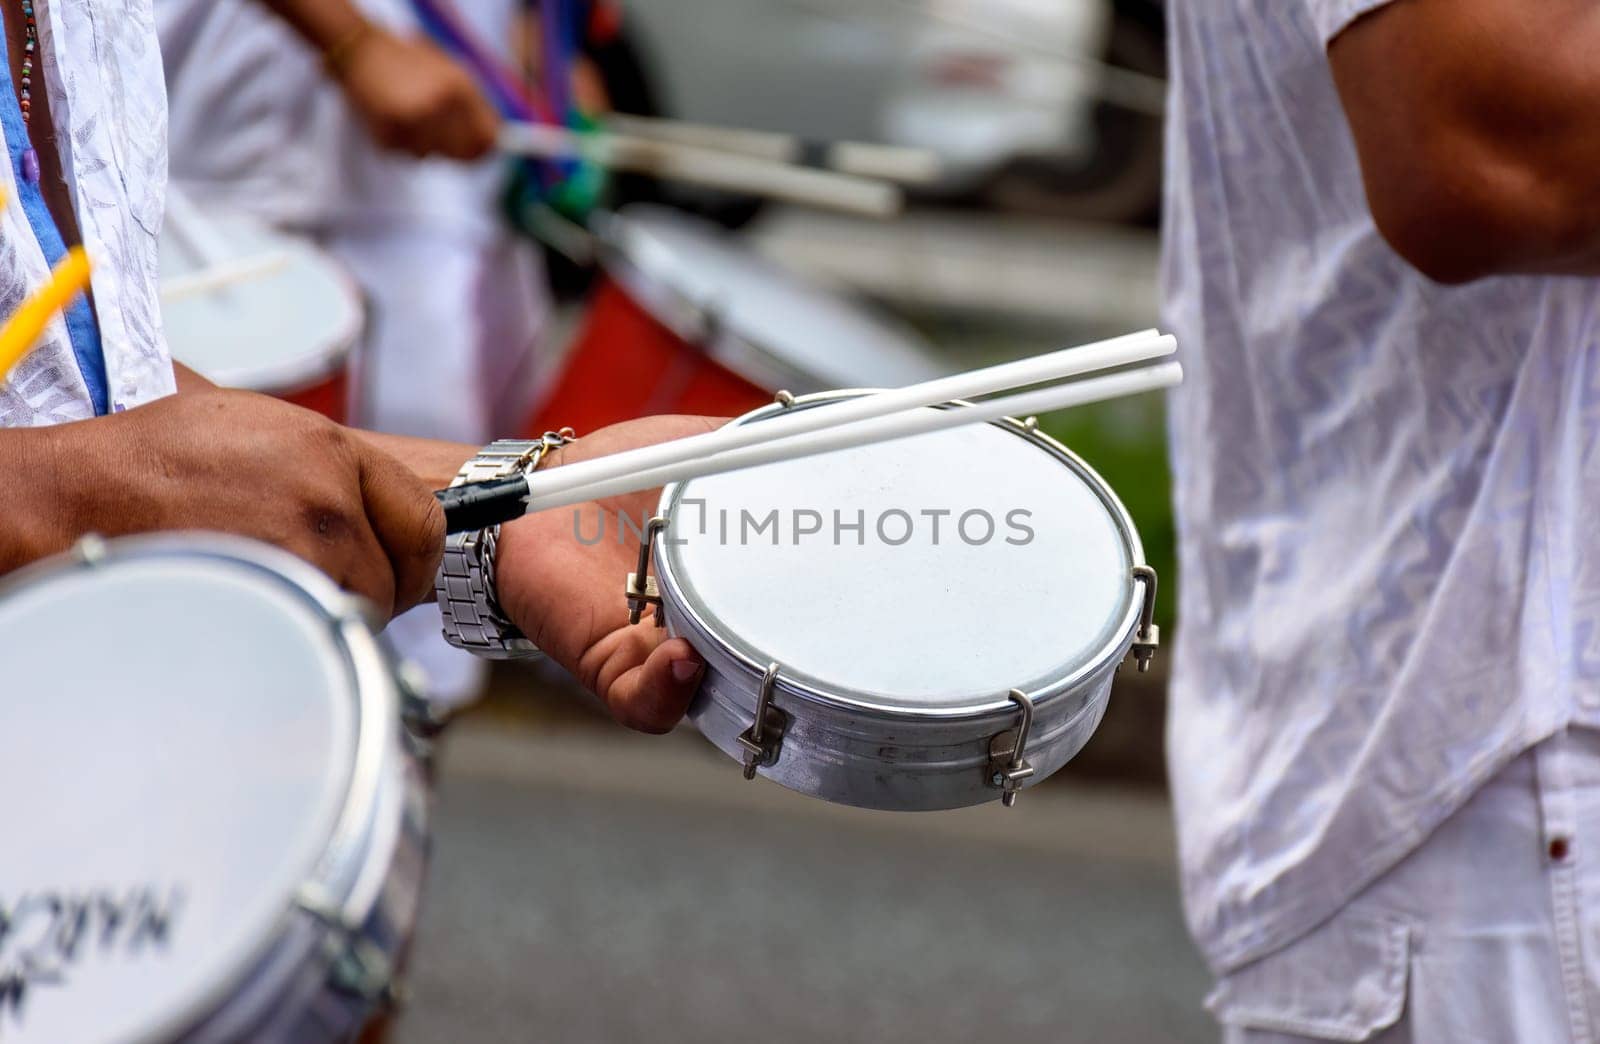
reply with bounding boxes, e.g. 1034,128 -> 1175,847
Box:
160,196 -> 363,423
527,205 -> 941,436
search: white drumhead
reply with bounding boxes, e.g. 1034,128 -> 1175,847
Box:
0,546 -> 360,1044
161,204 -> 362,394
661,412 -> 1136,712
609,205 -> 940,390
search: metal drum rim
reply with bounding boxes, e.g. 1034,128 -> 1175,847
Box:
0,532 -> 401,1042
654,389 -> 1149,723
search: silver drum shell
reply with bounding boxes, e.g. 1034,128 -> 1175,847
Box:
653,393 -> 1149,812
0,535 -> 430,1044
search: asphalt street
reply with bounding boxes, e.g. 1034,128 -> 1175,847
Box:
393,717 -> 1212,1043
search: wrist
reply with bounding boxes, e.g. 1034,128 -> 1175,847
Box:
488,515 -> 542,626
323,16 -> 381,82
354,431 -> 477,492
433,434 -> 574,658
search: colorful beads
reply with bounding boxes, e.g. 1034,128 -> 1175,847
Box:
19,0 -> 38,183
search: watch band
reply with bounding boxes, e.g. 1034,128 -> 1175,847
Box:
435,433 -> 574,659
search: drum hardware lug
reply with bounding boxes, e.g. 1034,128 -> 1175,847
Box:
625,517 -> 668,627
737,662 -> 789,779
986,690 -> 1037,807
1021,416 -> 1039,432
295,885 -> 395,1006
72,533 -> 109,566
775,390 -> 796,408
1129,565 -> 1161,673
689,297 -> 726,347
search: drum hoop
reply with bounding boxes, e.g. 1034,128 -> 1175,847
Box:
654,390 -> 1148,723
0,533 -> 401,1039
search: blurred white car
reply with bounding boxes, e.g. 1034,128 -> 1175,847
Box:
618,0 -> 1165,223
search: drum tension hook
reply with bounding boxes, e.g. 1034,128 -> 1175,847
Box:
625,517 -> 669,627
296,885 -> 400,1009
1130,566 -> 1161,673
987,690 -> 1037,808
737,662 -> 790,780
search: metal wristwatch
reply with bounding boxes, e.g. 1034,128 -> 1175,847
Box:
435,432 -> 575,659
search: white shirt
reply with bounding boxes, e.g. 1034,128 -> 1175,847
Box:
1164,0 -> 1596,974
157,0 -> 517,241
0,0 -> 173,427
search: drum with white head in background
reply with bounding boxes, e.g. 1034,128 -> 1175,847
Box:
626,391 -> 1160,811
525,204 -> 943,435
160,191 -> 364,422
0,535 -> 428,1043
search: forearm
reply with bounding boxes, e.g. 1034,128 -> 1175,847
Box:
254,0 -> 370,55
172,363 -> 474,492
0,425 -> 73,574
172,361 -> 215,395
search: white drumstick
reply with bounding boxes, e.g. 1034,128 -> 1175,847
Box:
498,121 -> 903,217
163,186 -> 234,270
523,328 -> 1171,507
605,115 -> 944,185
519,361 -> 1183,515
160,251 -> 292,303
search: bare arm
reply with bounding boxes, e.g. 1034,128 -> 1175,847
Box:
1328,0 -> 1600,283
253,0 -> 368,54
154,365 -> 708,729
0,425 -> 69,575
253,0 -> 500,160
173,362 -> 474,489
0,391 -> 444,613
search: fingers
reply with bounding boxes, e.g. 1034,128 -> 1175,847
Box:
345,37 -> 499,160
332,525 -> 400,620
458,90 -> 501,160
355,444 -> 447,614
282,506 -> 397,619
590,634 -> 706,734
432,88 -> 500,160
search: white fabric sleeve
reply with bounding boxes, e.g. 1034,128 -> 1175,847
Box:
1306,0 -> 1399,44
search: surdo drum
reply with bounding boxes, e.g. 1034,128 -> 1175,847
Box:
526,205 -> 942,435
0,535 -> 428,1043
626,392 -> 1160,811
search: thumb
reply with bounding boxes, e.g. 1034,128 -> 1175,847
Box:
601,637 -> 705,734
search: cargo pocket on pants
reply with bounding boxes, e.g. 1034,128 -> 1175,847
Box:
1205,915 -> 1410,1041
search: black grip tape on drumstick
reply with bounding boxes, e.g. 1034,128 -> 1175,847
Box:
437,476 -> 532,535
797,139 -> 832,171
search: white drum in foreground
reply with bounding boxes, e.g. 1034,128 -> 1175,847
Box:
0,536 -> 427,1043
627,392 -> 1160,811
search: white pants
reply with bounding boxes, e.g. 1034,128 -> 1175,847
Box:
1212,728 -> 1600,1043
